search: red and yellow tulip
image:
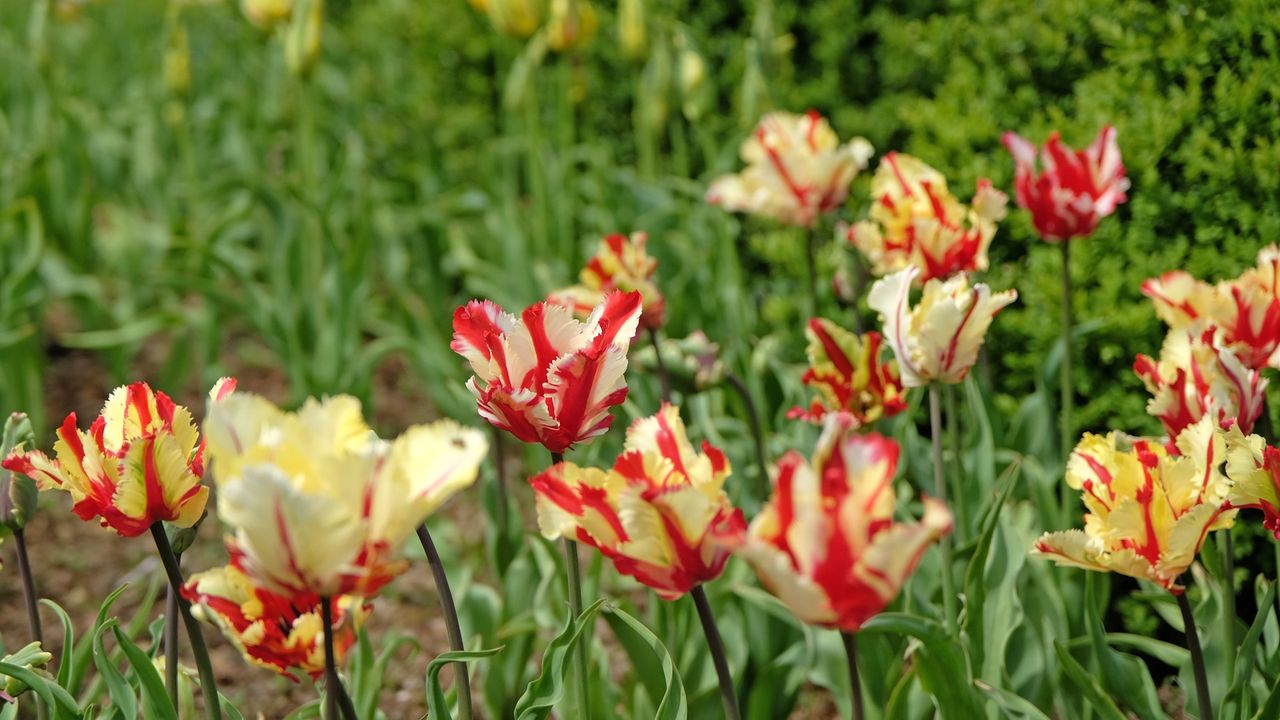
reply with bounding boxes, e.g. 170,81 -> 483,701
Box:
1142,246 -> 1280,371
183,564 -> 368,680
1002,126 -> 1129,242
845,152 -> 1007,282
531,404 -> 745,600
2,380 -> 234,537
548,232 -> 665,331
451,291 -> 644,453
707,111 -> 874,228
1134,329 -> 1266,441
204,392 -> 487,598
732,414 -> 951,631
868,266 -> 1017,387
1032,416 -> 1234,593
1224,428 -> 1280,539
788,318 -> 906,424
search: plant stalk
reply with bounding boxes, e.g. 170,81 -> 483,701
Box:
319,597 -> 358,720
725,372 -> 771,500
943,384 -> 966,540
841,631 -> 864,720
1059,240 -> 1075,519
552,451 -> 592,720
1221,530 -> 1236,688
805,225 -> 820,318
929,386 -> 957,633
165,565 -> 180,709
13,528 -> 42,644
416,524 -> 472,720
1176,590 -> 1213,720
149,523 -> 221,720
691,586 -> 741,720
649,327 -> 672,403
490,425 -> 510,546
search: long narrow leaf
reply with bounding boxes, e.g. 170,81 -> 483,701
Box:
514,598 -> 608,720
426,646 -> 505,719
603,606 -> 688,720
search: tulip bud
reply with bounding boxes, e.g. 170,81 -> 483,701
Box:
636,36 -> 672,132
546,0 -> 598,53
163,25 -> 191,96
0,413 -> 37,532
617,0 -> 646,60
1,642 -> 53,698
284,0 -> 323,77
486,0 -> 542,38
166,509 -> 208,556
630,331 -> 726,395
242,0 -> 293,30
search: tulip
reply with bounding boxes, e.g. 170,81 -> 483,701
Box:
451,291 -> 644,453
867,266 -> 1017,388
241,0 -> 293,30
789,319 -> 906,424
482,0 -> 543,37
2,381 -> 230,537
846,152 -> 1007,283
284,0 -> 323,77
1032,416 -> 1234,593
548,232 -> 665,331
707,110 -> 874,228
546,0 -> 598,52
734,413 -> 952,630
1134,329 -> 1266,442
1144,246 -> 1280,371
205,392 -> 487,599
532,404 -> 745,599
183,564 -> 369,680
617,0 -> 646,60
1002,126 -> 1129,244
1224,428 -> 1280,538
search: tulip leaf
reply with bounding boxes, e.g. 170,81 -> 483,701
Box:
1084,573 -> 1164,720
602,605 -> 688,720
962,459 -> 1020,671
976,680 -> 1053,720
0,660 -> 80,719
513,598 -> 608,720
71,584 -> 130,697
859,613 -> 984,719
1053,642 -> 1127,720
40,599 -> 76,687
91,621 -> 136,720
111,625 -> 176,720
425,646 -> 505,719
1221,579 -> 1276,718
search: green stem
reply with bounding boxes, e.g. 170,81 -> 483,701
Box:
1221,530 -> 1236,688
416,525 -> 472,720
805,225 -> 820,319
490,426 -> 510,541
725,372 -> 770,501
841,631 -> 864,720
1059,241 -> 1075,520
691,586 -> 740,720
149,524 -> 221,720
929,386 -> 957,633
165,566 -> 180,710
552,451 -> 592,720
1176,589 -> 1213,720
649,328 -> 672,403
319,597 -> 358,720
943,384 -> 966,540
13,528 -> 42,645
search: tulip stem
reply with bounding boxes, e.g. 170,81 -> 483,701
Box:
841,631 -> 864,720
725,372 -> 771,501
490,426 -> 510,545
1059,241 -> 1075,519
943,384 -> 966,540
320,597 -> 358,720
1220,530 -> 1236,688
691,585 -> 740,720
649,328 -> 672,403
149,524 -> 221,720
553,451 -> 592,720
13,528 -> 42,645
1176,589 -> 1213,720
928,386 -> 957,633
165,557 -> 181,710
416,524 -> 472,720
805,226 -> 820,318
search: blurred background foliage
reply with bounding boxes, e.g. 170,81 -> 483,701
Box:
2,0 -> 1280,717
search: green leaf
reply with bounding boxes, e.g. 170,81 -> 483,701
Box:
111,625 -> 177,720
1222,579 -> 1277,718
513,598 -> 607,720
0,660 -> 80,718
976,680 -> 1052,720
70,584 -> 130,696
91,621 -> 135,720
426,646 -> 505,719
603,606 -> 688,720
1053,642 -> 1127,720
40,599 -> 75,687
860,613 -> 984,719
962,459 -> 1020,671
1084,573 -> 1164,719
